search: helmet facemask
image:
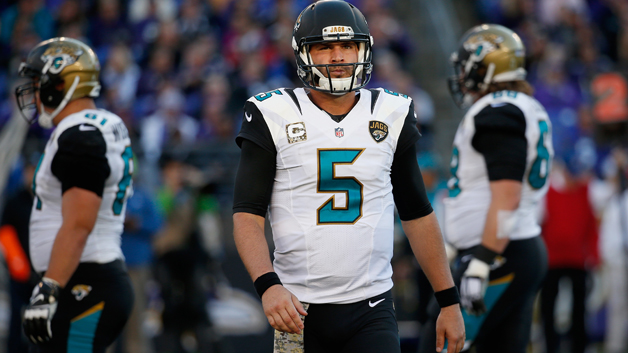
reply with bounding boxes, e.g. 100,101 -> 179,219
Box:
15,64 -> 40,125
447,44 -> 498,109
295,37 -> 373,95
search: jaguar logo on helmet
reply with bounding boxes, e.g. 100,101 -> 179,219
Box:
465,33 -> 503,47
41,52 -> 82,75
294,11 -> 303,32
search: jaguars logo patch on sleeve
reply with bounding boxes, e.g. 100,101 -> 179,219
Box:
369,121 -> 389,142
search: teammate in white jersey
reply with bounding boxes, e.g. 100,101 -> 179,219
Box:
232,1 -> 464,352
419,24 -> 554,353
16,37 -> 134,352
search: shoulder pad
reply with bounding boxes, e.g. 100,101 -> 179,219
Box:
371,88 -> 413,118
248,88 -> 303,116
57,110 -> 123,131
250,89 -> 286,103
464,90 -> 531,127
247,88 -> 304,124
474,102 -> 526,134
56,123 -> 107,154
473,90 -> 526,111
379,88 -> 412,100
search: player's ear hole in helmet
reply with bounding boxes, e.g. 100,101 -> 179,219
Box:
15,37 -> 101,128
448,24 -> 528,108
292,0 -> 374,95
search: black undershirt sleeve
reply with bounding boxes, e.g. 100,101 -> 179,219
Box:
391,143 -> 433,221
51,124 -> 111,197
396,100 -> 422,154
471,103 -> 527,181
232,139 -> 277,217
236,101 -> 276,154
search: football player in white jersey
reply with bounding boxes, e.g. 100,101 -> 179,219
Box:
16,37 -> 134,352
419,25 -> 554,353
232,1 -> 464,352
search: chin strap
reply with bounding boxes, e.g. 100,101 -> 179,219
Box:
38,76 -> 80,129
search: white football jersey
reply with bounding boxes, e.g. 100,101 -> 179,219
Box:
444,91 -> 553,250
244,88 -> 416,304
30,109 -> 133,272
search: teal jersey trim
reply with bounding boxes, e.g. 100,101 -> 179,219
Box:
528,120 -> 551,189
448,147 -> 461,197
113,146 -> 133,215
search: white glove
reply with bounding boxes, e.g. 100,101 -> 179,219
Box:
460,258 -> 490,316
22,277 -> 62,343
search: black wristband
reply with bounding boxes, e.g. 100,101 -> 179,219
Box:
254,272 -> 282,298
474,245 -> 500,264
434,286 -> 460,308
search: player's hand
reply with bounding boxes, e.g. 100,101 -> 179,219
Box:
436,304 -> 465,353
22,277 -> 62,344
460,257 -> 490,316
261,284 -> 307,334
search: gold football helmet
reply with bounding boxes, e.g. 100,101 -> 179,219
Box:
448,24 -> 526,107
15,37 -> 101,128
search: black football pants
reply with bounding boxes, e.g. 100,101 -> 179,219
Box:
418,237 -> 547,353
30,260 -> 134,353
303,289 -> 400,353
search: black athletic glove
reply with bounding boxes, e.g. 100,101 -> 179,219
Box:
22,277 -> 62,343
460,245 -> 499,316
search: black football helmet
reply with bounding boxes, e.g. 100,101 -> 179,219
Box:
292,0 -> 373,95
448,24 -> 526,108
15,37 -> 101,128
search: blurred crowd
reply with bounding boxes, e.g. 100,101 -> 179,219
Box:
0,0 -> 429,162
0,0 -> 628,352
392,1 -> 628,353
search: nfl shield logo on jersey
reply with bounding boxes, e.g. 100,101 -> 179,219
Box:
335,127 -> 344,138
